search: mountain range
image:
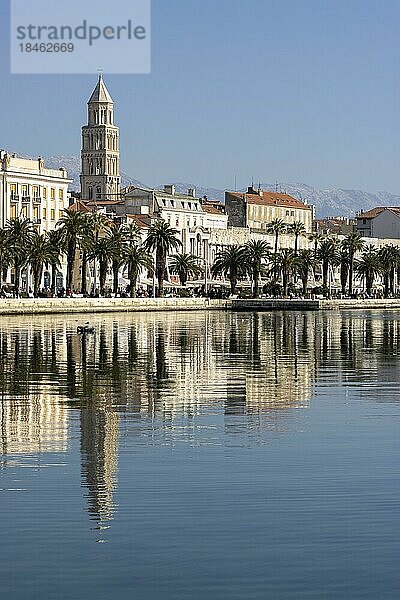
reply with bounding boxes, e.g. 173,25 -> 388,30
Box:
30,155 -> 400,218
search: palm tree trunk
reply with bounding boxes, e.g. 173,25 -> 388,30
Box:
67,243 -> 75,292
156,255 -> 165,298
99,261 -> 107,296
129,272 -> 137,298
283,270 -> 288,297
81,251 -> 88,295
253,269 -> 259,298
51,262 -> 57,297
14,261 -> 20,297
322,261 -> 328,292
113,262 -> 119,296
384,273 -> 389,298
34,266 -> 43,298
302,273 -> 308,296
230,277 -> 237,295
348,257 -> 354,296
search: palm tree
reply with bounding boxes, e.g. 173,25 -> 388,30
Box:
87,212 -> 111,294
266,218 -> 287,254
212,245 -> 246,295
46,230 -> 63,296
107,224 -> 127,295
88,237 -> 112,296
296,249 -> 315,297
317,237 -> 338,295
342,233 -> 365,296
378,245 -> 399,297
57,209 -> 83,292
274,248 -> 297,297
355,247 -> 381,295
290,221 -> 306,254
0,228 -> 10,287
242,239 -> 271,297
124,243 -> 153,298
28,232 -> 53,297
6,217 -> 34,297
169,253 -> 203,286
144,220 -> 182,297
338,247 -> 350,296
308,232 -> 324,259
78,214 -> 94,296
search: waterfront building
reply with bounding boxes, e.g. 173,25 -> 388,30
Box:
225,186 -> 314,233
122,185 -> 228,260
356,207 -> 400,239
80,75 -> 121,202
0,151 -> 71,231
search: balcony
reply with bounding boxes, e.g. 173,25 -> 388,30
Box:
22,196 -> 31,203
32,219 -> 42,225
33,196 -> 42,204
10,195 -> 19,202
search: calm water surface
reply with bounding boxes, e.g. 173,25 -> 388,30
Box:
0,310 -> 399,599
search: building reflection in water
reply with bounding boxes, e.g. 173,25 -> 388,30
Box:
1,310 -> 400,528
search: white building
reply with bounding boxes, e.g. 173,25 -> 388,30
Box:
0,151 -> 71,231
357,207 -> 400,239
122,185 -> 228,260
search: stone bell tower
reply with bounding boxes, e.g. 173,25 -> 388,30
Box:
80,74 -> 121,202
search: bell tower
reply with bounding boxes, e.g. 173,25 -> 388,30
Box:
80,74 -> 121,202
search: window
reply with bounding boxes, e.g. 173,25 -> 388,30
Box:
363,219 -> 366,225
96,187 -> 101,199
33,186 -> 39,198
88,187 -> 93,200
59,189 -> 64,200
176,218 -> 179,227
286,210 -> 290,216
51,209 -> 55,220
291,211 -> 294,217
59,210 -> 63,220
10,204 -> 16,219
10,184 -> 17,199
22,184 -> 28,197
50,188 -> 55,199
43,208 -> 47,219
33,207 -> 39,220
43,187 -> 47,199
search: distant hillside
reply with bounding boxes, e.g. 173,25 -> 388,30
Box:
11,153 -> 400,218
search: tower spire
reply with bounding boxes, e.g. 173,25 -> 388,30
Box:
80,75 -> 121,202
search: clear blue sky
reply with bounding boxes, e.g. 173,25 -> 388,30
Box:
0,0 -> 399,192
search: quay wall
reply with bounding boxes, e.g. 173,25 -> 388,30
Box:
1,297 -> 400,316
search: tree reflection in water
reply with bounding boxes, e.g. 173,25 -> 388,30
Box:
1,310 -> 400,530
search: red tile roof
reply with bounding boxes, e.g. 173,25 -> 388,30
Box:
68,200 -> 90,213
125,214 -> 151,229
227,190 -> 311,210
358,207 -> 400,219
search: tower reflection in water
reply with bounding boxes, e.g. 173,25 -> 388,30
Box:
1,311 -> 400,530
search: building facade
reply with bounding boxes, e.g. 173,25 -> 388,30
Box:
0,151 -> 71,231
356,207 -> 400,239
225,186 -> 314,233
122,184 -> 228,260
80,75 -> 121,202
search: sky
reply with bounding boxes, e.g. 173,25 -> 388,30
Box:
0,0 -> 399,192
